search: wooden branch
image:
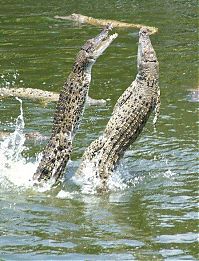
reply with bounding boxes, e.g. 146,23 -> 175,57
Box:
54,13 -> 158,34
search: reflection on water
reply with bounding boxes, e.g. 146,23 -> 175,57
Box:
0,0 -> 198,260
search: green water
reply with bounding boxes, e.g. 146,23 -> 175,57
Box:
0,0 -> 198,260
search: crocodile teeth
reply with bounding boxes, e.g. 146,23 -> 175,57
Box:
109,33 -> 118,40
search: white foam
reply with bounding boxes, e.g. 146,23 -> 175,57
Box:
73,160 -> 128,194
73,161 -> 102,194
56,190 -> 78,199
107,170 -> 128,191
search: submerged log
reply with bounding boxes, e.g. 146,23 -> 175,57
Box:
54,13 -> 158,34
0,130 -> 48,142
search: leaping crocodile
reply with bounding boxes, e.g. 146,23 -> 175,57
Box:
76,28 -> 160,192
33,25 -> 118,184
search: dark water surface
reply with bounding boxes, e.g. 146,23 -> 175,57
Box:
0,0 -> 198,260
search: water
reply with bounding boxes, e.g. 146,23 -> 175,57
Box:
0,0 -> 198,260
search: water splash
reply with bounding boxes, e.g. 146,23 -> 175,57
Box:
0,70 -> 23,88
0,98 -> 175,194
73,160 -> 128,194
1,97 -> 25,164
0,70 -> 22,88
0,97 -> 36,188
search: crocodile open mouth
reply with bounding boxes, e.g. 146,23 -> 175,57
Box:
92,32 -> 118,58
82,24 -> 118,60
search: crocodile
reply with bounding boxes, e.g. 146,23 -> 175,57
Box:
76,28 -> 160,192
33,24 -> 118,184
55,13 -> 158,35
0,130 -> 48,142
0,87 -> 106,106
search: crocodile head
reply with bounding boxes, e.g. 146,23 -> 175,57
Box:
74,24 -> 118,73
137,27 -> 158,78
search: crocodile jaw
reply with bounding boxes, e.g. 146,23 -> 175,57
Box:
92,33 -> 118,60
81,24 -> 118,62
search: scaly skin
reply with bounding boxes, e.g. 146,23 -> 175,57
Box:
77,28 -> 160,191
33,25 -> 118,184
